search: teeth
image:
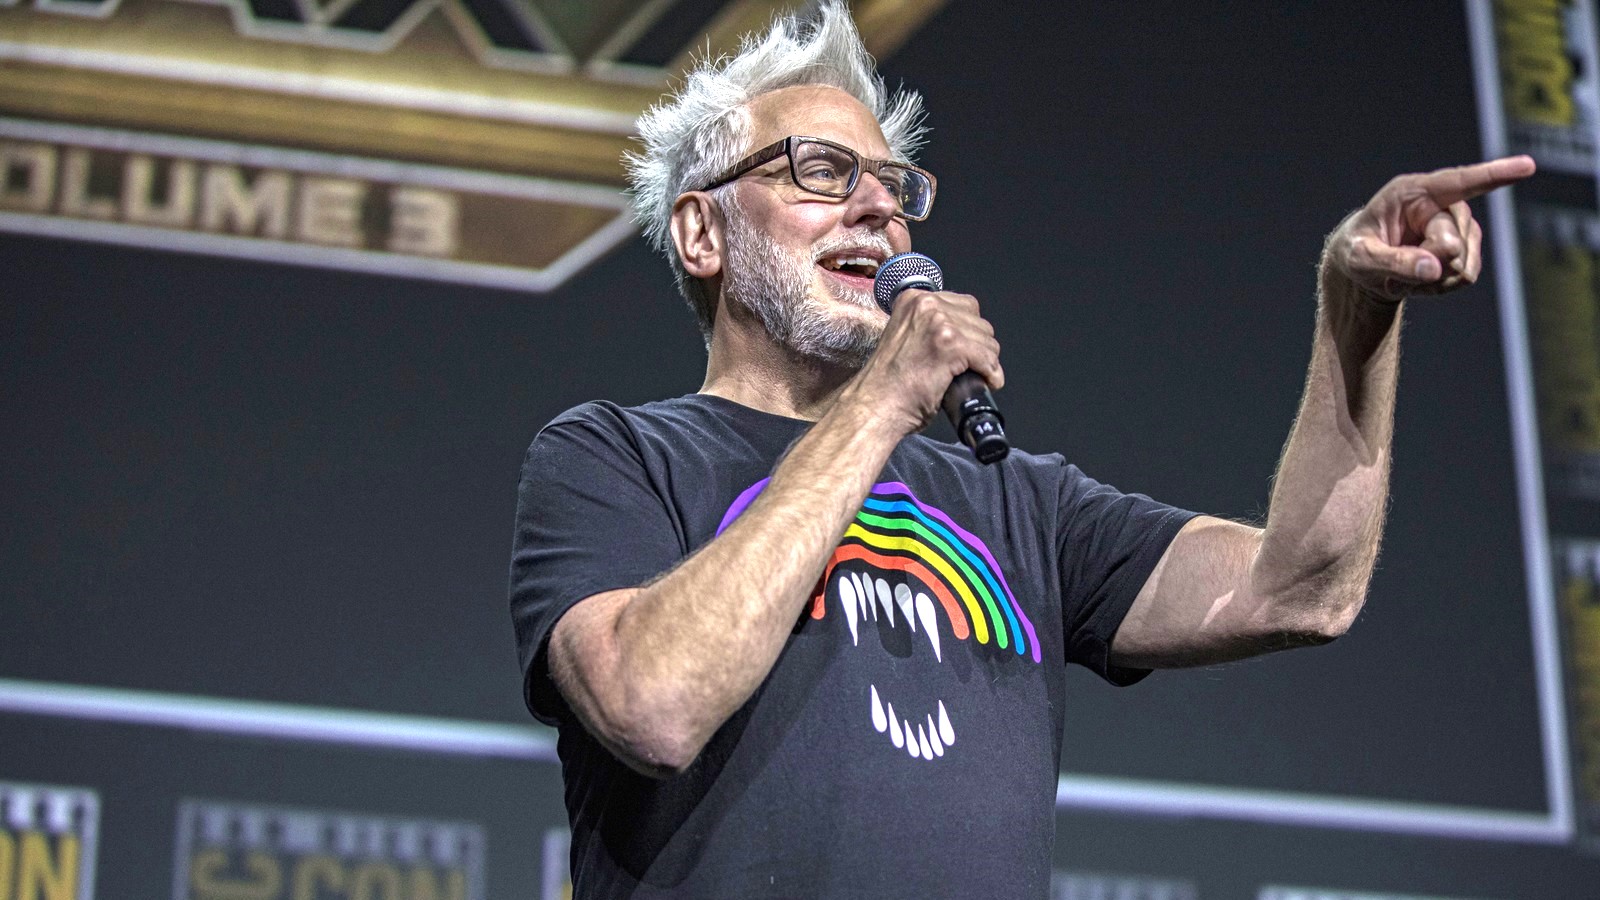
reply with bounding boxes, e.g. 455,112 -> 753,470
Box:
840,577 -> 860,645
843,576 -> 954,762
894,584 -> 915,631
851,573 -> 872,621
820,255 -> 881,274
837,575 -> 941,652
867,685 -> 955,761
915,593 -> 940,661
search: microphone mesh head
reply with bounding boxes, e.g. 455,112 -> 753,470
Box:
873,252 -> 944,313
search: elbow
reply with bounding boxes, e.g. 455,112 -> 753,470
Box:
589,681 -> 714,778
613,719 -> 706,779
1267,588 -> 1365,648
548,590 -> 712,778
1290,611 -> 1354,647
1251,543 -> 1371,648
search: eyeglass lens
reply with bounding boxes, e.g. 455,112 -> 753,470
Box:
793,140 -> 931,218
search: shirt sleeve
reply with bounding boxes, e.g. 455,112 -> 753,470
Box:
1056,462 -> 1198,686
508,405 -> 684,725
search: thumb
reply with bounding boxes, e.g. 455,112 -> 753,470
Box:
1349,233 -> 1442,284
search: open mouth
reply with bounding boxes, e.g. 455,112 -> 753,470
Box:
838,571 -> 955,762
817,253 -> 883,283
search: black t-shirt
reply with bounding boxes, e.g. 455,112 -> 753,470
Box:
509,394 -> 1197,899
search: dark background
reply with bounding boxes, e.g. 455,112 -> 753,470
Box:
4,1 -> 1595,896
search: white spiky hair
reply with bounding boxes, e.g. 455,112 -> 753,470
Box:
623,0 -> 928,342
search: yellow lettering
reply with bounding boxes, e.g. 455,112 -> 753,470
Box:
0,142 -> 56,213
1497,0 -> 1576,124
123,155 -> 197,227
387,187 -> 458,257
6,140 -> 465,257
190,849 -> 282,900
1563,566 -> 1600,803
406,868 -> 466,900
1525,244 -> 1600,452
296,177 -> 366,247
18,833 -> 76,900
56,148 -> 115,220
0,831 -> 13,900
294,854 -> 345,900
200,166 -> 291,238
352,862 -> 403,900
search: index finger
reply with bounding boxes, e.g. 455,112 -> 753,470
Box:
1417,155 -> 1537,205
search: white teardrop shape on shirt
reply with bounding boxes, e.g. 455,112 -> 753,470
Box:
937,701 -> 955,746
870,685 -> 887,733
915,593 -> 940,661
903,721 -> 918,757
894,583 -> 915,631
887,703 -> 903,748
875,578 -> 894,625
854,573 -> 874,621
839,577 -> 860,645
916,724 -> 933,760
926,714 -> 944,756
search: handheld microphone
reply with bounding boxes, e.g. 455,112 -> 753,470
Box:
873,253 -> 1010,464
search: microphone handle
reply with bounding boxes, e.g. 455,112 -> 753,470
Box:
942,370 -> 1009,465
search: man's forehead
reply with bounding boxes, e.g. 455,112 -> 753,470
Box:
744,85 -> 890,156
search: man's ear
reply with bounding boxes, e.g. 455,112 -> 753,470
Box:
670,191 -> 724,280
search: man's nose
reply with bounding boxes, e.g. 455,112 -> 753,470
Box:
844,171 -> 899,227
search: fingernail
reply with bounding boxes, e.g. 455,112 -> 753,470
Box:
1415,259 -> 1437,279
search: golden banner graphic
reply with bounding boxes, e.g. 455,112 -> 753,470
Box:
0,781 -> 99,900
173,800 -> 484,900
0,0 -> 946,290
1493,0 -> 1599,174
1559,539 -> 1600,852
1517,208 -> 1600,499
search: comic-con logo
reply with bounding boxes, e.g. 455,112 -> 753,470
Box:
0,781 -> 99,900
173,800 -> 484,900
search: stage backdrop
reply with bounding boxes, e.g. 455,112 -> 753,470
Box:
3,1 -> 1599,897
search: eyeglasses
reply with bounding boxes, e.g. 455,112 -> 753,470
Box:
697,135 -> 937,221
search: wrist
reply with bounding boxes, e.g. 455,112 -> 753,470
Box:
829,380 -> 920,446
1319,261 -> 1404,330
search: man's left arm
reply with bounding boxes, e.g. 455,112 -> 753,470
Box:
1110,155 -> 1536,669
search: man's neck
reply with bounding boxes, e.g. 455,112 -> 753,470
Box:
699,311 -> 857,421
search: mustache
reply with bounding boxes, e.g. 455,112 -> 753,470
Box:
811,230 -> 894,260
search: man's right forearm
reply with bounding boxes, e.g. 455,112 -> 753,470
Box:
548,391 -> 901,776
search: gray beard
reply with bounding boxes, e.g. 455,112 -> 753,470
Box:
721,196 -> 885,369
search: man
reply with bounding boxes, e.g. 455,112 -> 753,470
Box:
509,4 -> 1533,897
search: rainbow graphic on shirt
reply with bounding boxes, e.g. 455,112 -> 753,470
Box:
716,478 -> 1041,663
